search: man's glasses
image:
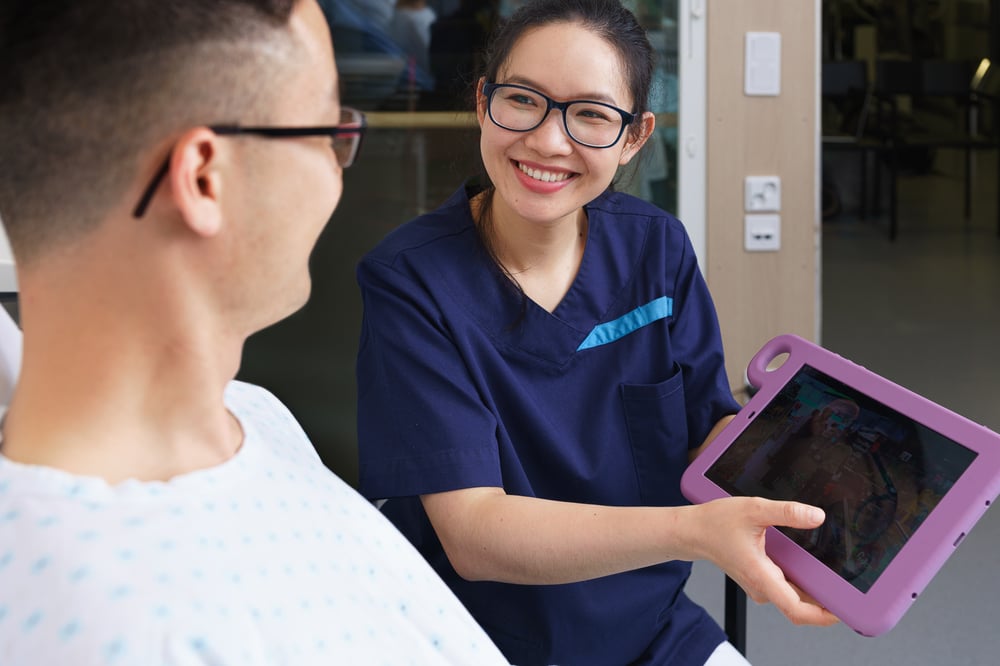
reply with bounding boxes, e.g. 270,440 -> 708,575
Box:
132,107 -> 367,218
483,82 -> 635,149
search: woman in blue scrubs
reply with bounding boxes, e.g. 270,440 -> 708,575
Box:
356,1 -> 838,663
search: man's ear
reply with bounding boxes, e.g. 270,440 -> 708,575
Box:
619,111 -> 656,166
167,127 -> 226,237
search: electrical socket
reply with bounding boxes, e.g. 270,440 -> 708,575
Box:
745,214 -> 781,252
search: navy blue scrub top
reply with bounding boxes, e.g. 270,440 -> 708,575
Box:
357,184 -> 740,666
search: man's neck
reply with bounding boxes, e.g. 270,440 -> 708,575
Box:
1,295 -> 246,484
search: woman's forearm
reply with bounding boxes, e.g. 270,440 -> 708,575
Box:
421,487 -> 699,584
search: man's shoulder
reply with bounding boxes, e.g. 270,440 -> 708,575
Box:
223,380 -> 325,464
224,380 -> 304,429
224,379 -> 282,409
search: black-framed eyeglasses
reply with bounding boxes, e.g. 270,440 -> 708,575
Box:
132,107 -> 367,218
483,82 -> 636,149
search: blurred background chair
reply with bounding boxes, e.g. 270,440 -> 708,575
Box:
872,58 -> 999,240
821,60 -> 881,222
725,576 -> 747,654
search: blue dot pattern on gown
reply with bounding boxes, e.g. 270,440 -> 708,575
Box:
0,381 -> 508,665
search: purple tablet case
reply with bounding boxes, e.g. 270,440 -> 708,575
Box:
681,334 -> 1000,637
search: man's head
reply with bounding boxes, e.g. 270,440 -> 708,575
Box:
0,0 -> 348,330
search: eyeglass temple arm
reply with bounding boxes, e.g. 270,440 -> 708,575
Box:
132,157 -> 171,218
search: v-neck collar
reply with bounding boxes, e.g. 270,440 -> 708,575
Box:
432,185 -> 648,367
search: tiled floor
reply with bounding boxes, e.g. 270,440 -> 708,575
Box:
688,149 -> 1000,665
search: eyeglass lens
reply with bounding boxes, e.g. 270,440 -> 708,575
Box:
488,86 -> 626,148
334,107 -> 365,168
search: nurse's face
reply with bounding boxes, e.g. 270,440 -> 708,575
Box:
476,21 -> 651,229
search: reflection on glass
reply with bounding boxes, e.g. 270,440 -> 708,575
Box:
323,0 -> 498,110
642,11 -> 678,213
388,1 -> 437,86
239,1 -> 686,489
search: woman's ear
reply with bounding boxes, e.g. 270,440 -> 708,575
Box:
167,127 -> 226,237
619,111 -> 656,166
476,77 -> 489,128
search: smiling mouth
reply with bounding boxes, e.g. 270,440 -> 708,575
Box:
515,161 -> 575,183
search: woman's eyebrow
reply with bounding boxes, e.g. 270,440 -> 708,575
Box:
503,75 -> 621,105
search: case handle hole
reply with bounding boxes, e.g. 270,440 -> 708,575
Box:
765,352 -> 790,372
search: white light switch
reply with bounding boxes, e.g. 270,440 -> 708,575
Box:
745,176 -> 781,212
745,32 -> 781,96
745,214 -> 781,252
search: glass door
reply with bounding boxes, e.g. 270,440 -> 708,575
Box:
239,0 -> 706,483
623,1 -> 708,267
324,0 -> 695,224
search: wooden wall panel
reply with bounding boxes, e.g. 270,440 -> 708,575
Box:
705,0 -> 820,389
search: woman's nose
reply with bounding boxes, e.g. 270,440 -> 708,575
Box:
523,108 -> 574,155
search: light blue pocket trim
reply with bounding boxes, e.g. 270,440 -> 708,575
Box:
576,296 -> 673,351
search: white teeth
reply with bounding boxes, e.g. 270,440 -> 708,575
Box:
518,162 -> 571,183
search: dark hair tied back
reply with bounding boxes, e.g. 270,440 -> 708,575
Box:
472,0 -> 655,326
481,0 -> 654,138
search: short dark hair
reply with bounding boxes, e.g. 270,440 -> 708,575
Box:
0,0 -> 299,263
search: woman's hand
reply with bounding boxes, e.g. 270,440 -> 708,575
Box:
685,496 -> 840,627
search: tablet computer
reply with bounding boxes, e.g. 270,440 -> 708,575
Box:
681,334 -> 1000,637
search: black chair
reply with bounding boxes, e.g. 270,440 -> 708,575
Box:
821,61 -> 882,220
873,59 -> 1000,240
725,576 -> 747,654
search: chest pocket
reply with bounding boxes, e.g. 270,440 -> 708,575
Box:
620,364 -> 690,506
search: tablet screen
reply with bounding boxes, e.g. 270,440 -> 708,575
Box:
705,364 -> 977,593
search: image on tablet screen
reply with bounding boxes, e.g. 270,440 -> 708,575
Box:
706,365 -> 977,592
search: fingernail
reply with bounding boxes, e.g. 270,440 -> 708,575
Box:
808,507 -> 825,523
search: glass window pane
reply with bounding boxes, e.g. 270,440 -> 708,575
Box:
240,1 -> 683,484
